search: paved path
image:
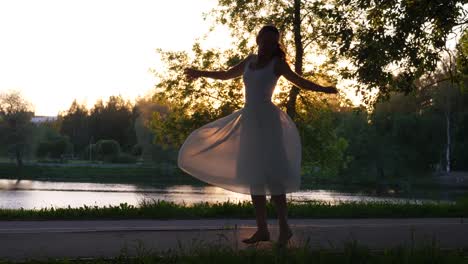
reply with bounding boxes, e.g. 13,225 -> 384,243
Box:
1,218 -> 468,261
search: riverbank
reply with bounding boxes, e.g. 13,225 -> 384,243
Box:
0,162 -> 202,186
1,199 -> 468,220
1,162 -> 463,192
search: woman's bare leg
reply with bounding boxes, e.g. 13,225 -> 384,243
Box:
271,194 -> 292,245
242,194 -> 270,243
252,195 -> 268,232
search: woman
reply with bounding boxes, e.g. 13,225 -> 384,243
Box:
179,25 -> 338,246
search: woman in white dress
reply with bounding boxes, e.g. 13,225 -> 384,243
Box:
181,25 -> 338,246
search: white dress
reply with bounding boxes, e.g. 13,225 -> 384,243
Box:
177,54 -> 302,195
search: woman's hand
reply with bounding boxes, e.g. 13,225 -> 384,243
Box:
184,68 -> 202,81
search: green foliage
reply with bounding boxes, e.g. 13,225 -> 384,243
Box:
146,1 -> 468,184
36,136 -> 73,160
130,143 -> 143,157
95,139 -> 121,162
296,98 -> 349,179
152,46 -> 246,111
456,29 -> 468,81
79,139 -> 135,163
59,95 -> 137,156
209,0 -> 340,119
0,200 -> 467,220
150,33 -> 346,177
109,152 -> 137,164
154,48 -> 245,146
335,92 -> 448,182
311,0 -> 467,102
81,143 -> 97,160
150,100 -> 224,149
89,95 -> 138,152
149,46 -> 248,150
133,99 -> 178,163
209,0 -> 466,104
0,90 -> 35,166
58,99 -> 89,154
334,109 -> 373,181
371,93 -> 445,175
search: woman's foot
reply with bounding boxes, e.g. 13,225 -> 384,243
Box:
242,229 -> 270,244
277,227 -> 293,247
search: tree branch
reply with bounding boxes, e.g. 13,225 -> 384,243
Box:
418,77 -> 452,89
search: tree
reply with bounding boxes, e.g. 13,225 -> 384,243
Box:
415,29 -> 468,173
134,96 -> 177,163
207,0 -> 467,109
59,99 -> 89,155
88,95 -> 137,152
150,46 -> 248,148
0,90 -> 35,168
208,0 -> 339,119
150,3 -> 347,176
311,0 -> 467,102
36,136 -> 72,160
60,95 -> 138,156
95,139 -> 121,162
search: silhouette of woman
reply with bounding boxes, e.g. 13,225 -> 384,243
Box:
179,25 -> 338,246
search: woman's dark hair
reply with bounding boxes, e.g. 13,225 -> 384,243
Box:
256,25 -> 287,60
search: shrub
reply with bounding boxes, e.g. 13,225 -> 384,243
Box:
81,143 -> 97,160
110,152 -> 137,163
131,144 -> 143,157
95,139 -> 121,161
36,136 -> 72,159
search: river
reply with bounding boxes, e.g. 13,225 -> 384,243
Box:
1,179 -> 463,210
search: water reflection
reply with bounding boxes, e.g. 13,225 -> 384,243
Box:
0,179 -> 456,210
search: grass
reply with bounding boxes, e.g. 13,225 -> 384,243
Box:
1,199 -> 468,220
1,239 -> 468,263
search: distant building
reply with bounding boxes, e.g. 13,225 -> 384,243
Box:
31,116 -> 58,124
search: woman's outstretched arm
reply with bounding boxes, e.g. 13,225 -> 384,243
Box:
276,58 -> 338,94
184,55 -> 252,81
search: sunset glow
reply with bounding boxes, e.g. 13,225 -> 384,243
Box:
0,0 -> 231,116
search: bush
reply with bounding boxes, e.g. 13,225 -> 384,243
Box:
95,139 -> 121,161
81,143 -> 97,160
131,144 -> 143,157
110,152 -> 137,163
36,136 -> 72,159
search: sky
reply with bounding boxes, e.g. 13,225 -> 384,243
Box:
0,0 -> 231,116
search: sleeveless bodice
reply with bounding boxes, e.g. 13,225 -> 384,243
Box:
242,54 -> 280,107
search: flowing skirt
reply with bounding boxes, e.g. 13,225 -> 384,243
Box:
177,101 -> 301,195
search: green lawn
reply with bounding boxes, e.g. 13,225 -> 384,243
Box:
1,241 -> 467,264
1,199 -> 467,220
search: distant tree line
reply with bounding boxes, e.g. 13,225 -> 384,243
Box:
0,93 -> 176,166
55,95 -> 176,163
58,95 -> 137,157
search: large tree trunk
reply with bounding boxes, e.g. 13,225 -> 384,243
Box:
285,0 -> 303,120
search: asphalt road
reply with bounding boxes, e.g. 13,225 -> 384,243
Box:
1,218 -> 468,261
